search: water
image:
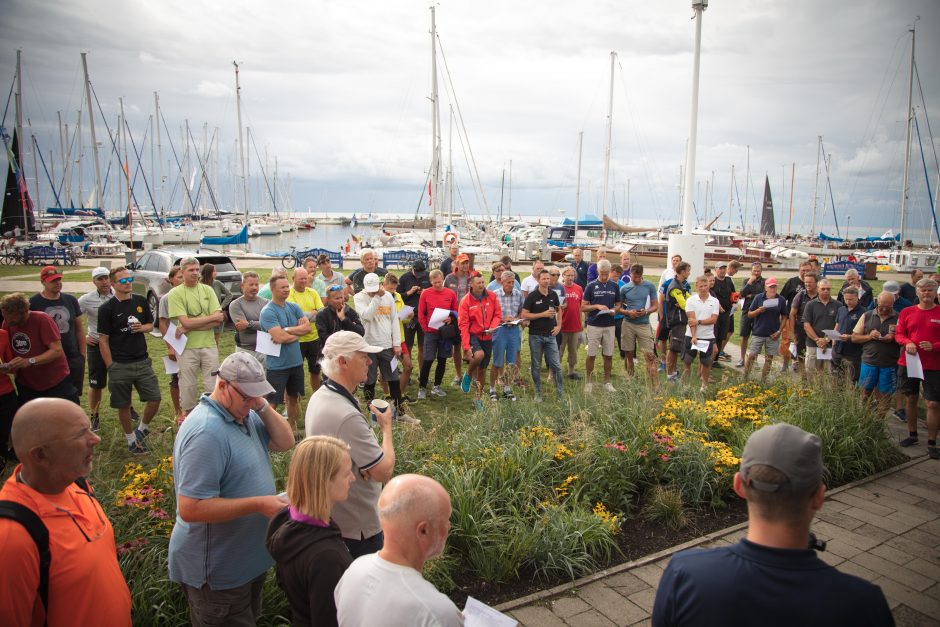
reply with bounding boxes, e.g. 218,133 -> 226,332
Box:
247,224 -> 386,255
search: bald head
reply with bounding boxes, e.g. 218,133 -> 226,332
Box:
378,474 -> 452,567
292,267 -> 308,289
877,291 -> 895,308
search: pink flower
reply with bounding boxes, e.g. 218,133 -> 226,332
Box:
660,454 -> 671,462
149,509 -> 170,520
638,450 -> 648,457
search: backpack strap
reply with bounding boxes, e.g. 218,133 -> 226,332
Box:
0,500 -> 51,618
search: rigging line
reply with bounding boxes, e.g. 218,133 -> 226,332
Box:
185,124 -> 221,214
913,62 -> 939,178
820,140 -> 840,238
414,167 -> 431,219
1,74 -> 14,128
33,140 -> 62,208
123,114 -> 160,223
158,108 -> 196,214
436,35 -> 490,220
247,128 -> 278,215
913,113 -> 940,244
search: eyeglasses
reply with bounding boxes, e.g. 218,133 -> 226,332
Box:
327,285 -> 345,292
225,380 -> 254,402
117,277 -> 134,284
819,288 -> 831,291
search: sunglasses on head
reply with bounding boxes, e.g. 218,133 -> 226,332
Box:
118,277 -> 134,284
327,285 -> 345,292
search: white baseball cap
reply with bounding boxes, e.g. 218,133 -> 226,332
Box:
92,267 -> 110,279
322,331 -> 383,358
363,273 -> 381,293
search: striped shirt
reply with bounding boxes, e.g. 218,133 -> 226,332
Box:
494,286 -> 525,318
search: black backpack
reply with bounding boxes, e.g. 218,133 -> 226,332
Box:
0,477 -> 95,624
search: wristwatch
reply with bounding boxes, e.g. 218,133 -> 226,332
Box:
27,357 -> 36,366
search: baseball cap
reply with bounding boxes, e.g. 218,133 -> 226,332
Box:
211,352 -> 275,398
740,423 -> 824,493
322,330 -> 383,358
456,254 -> 470,263
882,280 -> 901,295
765,277 -> 778,287
40,266 -> 62,282
716,261 -> 728,269
92,267 -> 110,279
363,273 -> 381,293
412,259 -> 427,272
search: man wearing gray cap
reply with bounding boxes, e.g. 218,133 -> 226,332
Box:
306,330 -> 400,558
77,266 -> 113,430
169,352 -> 294,626
652,423 -> 892,626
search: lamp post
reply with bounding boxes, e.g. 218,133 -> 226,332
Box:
668,0 -> 709,276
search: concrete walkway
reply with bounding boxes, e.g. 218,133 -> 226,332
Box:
497,448 -> 940,626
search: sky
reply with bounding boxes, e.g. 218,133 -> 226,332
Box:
2,0 -> 939,240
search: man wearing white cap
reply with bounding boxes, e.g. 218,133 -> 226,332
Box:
169,352 -> 294,626
652,423 -> 892,626
306,331 -> 399,558
353,273 -> 416,422
78,266 -> 114,430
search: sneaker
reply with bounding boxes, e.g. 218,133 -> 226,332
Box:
90,412 -> 100,432
417,388 -> 427,400
489,390 -> 498,401
712,361 -> 723,369
900,436 -> 919,447
473,399 -> 484,411
667,372 -> 680,382
502,390 -> 517,401
604,382 -> 616,393
430,386 -> 447,398
451,376 -> 461,387
584,382 -> 593,393
567,372 -> 582,380
134,427 -> 149,443
461,373 -> 472,393
534,394 -> 543,403
700,384 -> 708,393
929,446 -> 940,460
734,360 -> 745,368
130,406 -> 141,422
395,413 -> 421,425
718,351 -> 731,361
128,440 -> 148,455
894,408 -> 908,423
658,362 -> 666,372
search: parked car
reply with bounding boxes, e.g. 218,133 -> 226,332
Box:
126,248 -> 242,320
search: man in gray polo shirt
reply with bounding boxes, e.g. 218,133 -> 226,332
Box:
305,331 -> 396,558
228,271 -> 269,363
169,352 -> 295,626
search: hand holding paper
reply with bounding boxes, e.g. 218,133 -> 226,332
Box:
164,322 -> 188,355
255,331 -> 282,357
428,308 -> 451,330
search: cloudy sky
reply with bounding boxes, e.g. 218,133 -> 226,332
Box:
2,0 -> 939,239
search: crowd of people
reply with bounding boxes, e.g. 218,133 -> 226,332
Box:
0,248 -> 927,625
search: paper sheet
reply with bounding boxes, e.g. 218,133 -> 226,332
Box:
762,298 -> 779,309
502,319 -> 523,326
164,322 -> 188,355
428,307 -> 451,330
397,305 -> 415,321
390,357 -> 399,371
594,308 -> 613,316
906,351 -> 925,380
789,342 -> 798,358
823,329 -> 843,341
463,596 -> 518,627
816,347 -> 833,361
255,331 -> 282,357
645,295 -> 651,310
691,339 -> 711,352
162,356 -> 180,374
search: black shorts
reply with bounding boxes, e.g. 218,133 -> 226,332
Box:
656,320 -> 670,342
170,372 -> 179,389
613,321 -> 627,357
793,326 -> 808,359
668,324 -> 686,353
898,366 -> 940,402
715,312 -> 731,345
422,332 -> 450,362
740,310 -> 755,338
683,336 -> 716,366
299,339 -> 322,374
404,321 -> 424,351
87,344 -> 107,390
17,376 -> 79,405
469,336 -> 493,369
67,354 -> 85,396
266,365 -> 305,404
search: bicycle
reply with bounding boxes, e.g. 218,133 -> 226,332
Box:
281,246 -> 300,269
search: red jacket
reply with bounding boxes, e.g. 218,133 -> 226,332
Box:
458,290 -> 502,350
417,287 -> 458,334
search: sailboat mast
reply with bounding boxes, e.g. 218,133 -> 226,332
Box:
899,24 -> 916,249
429,6 -> 443,244
15,50 -> 29,231
743,145 -> 750,232
727,164 -> 734,231
447,105 -> 453,226
788,162 -> 796,235
81,53 -> 103,213
812,135 -> 821,236
602,51 -> 616,218
155,92 -> 164,221
508,159 -> 512,217
120,97 -> 132,247
234,62 -> 249,221
575,131 -> 583,239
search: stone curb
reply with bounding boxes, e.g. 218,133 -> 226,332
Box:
495,455 -> 929,612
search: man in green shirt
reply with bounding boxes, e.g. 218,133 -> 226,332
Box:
167,257 -> 224,414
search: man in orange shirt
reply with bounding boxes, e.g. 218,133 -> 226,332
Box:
0,398 -> 132,627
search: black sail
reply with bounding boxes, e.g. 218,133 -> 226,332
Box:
759,175 -> 775,236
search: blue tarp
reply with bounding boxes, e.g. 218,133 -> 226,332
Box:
817,232 -> 844,242
46,207 -> 105,218
562,214 -> 602,226
201,225 -> 248,246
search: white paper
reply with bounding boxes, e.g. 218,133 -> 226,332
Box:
559,295 -> 566,306
692,339 -> 711,352
594,308 -> 614,316
428,307 -> 451,330
255,331 -> 282,357
162,356 -> 180,374
502,319 -> 523,326
645,295 -> 651,310
789,342 -> 798,358
816,347 -> 833,361
390,357 -> 399,371
463,596 -> 518,627
397,305 -> 414,321
164,322 -> 188,355
762,298 -> 779,309
906,351 -> 925,380
823,329 -> 843,341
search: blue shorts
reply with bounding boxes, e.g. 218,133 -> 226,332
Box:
492,325 -> 521,368
858,363 -> 897,394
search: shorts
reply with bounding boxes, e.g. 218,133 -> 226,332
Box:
469,335 -> 493,369
492,326 -> 521,368
898,366 -> 940,402
298,339 -> 322,374
367,348 -> 400,385
87,344 -> 107,390
266,365 -> 305,403
621,321 -> 655,355
683,336 -> 716,366
805,345 -> 832,371
778,325 -> 792,358
235,345 -> 267,365
67,354 -> 85,396
715,312 -> 731,345
793,326 -> 808,359
859,363 -> 897,394
656,319 -> 670,342
422,332 -> 451,362
748,334 -> 780,357
668,324 -> 687,354
108,359 -> 162,408
404,322 -> 424,351
17,376 -> 78,405
740,311 -> 755,338
586,325 -> 616,357
170,372 -> 179,389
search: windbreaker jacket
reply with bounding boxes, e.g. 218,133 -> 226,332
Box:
458,290 -> 502,350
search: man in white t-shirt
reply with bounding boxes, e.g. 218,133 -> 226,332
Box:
520,259 -> 545,298
684,275 -> 721,391
335,474 -> 463,627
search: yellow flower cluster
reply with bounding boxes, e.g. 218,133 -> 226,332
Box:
702,440 -> 741,473
116,456 -> 175,536
592,501 -> 621,535
519,425 -> 558,450
554,444 -> 574,461
555,474 -> 579,498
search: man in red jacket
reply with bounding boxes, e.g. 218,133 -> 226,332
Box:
895,278 -> 940,458
457,273 -> 502,410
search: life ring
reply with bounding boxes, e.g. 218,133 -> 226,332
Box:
444,232 -> 458,246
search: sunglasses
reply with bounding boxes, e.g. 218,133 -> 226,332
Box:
117,277 -> 134,285
327,285 -> 345,292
